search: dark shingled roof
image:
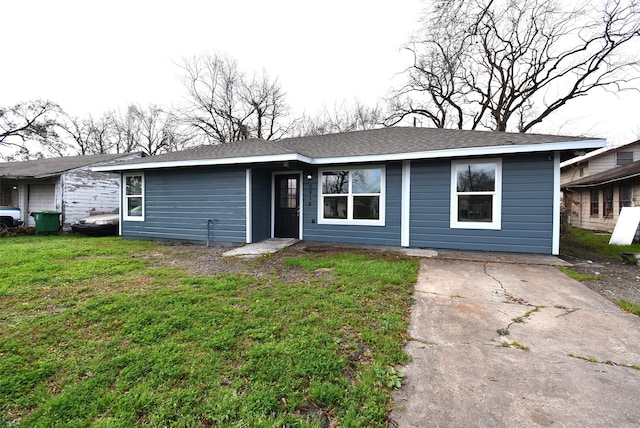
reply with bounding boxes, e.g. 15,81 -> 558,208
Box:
0,153 -> 141,178
279,127 -> 593,158
563,159 -> 640,188
93,127 -> 603,170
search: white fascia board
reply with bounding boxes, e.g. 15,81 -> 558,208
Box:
92,153 -> 311,172
92,139 -> 605,171
310,139 -> 606,165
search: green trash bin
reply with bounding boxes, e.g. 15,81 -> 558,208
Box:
32,211 -> 62,235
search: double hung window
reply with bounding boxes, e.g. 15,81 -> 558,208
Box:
451,159 -> 502,229
319,167 -> 385,225
124,173 -> 144,221
604,188 -> 614,218
590,190 -> 599,217
620,186 -> 633,211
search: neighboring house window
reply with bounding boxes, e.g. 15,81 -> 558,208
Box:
451,159 -> 502,230
318,167 -> 385,225
579,167 -> 584,177
617,152 -> 633,166
590,190 -> 599,217
604,187 -> 614,218
620,185 -> 633,211
124,173 -> 144,221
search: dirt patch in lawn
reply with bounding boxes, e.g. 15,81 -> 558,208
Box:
559,252 -> 640,305
143,240 -> 640,307
139,241 -> 354,283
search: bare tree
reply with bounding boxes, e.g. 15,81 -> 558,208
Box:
60,105 -> 190,156
87,114 -> 115,154
241,72 -> 291,140
178,53 -> 291,144
0,100 -> 66,158
59,115 -> 97,155
294,100 -> 385,136
109,108 -> 141,154
128,104 -> 188,155
388,0 -> 640,132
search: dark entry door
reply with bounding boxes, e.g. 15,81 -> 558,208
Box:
274,174 -> 300,238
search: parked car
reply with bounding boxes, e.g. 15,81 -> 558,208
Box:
0,207 -> 23,232
71,208 -> 119,236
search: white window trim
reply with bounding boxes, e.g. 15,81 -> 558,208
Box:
123,172 -> 145,222
317,165 -> 386,226
450,159 -> 502,230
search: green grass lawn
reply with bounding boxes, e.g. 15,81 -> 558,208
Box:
561,227 -> 640,260
0,235 -> 418,427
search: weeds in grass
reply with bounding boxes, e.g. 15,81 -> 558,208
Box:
618,298 -> 640,317
0,236 -> 419,426
373,367 -> 406,389
557,266 -> 601,281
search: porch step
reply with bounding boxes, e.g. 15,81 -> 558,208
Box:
222,238 -> 298,258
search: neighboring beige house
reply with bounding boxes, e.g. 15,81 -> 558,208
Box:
561,139 -> 640,186
0,153 -> 143,229
561,140 -> 640,232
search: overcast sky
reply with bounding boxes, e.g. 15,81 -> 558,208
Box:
2,0 -> 639,146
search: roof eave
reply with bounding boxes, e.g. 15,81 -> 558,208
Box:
563,171 -> 640,189
92,138 -> 605,171
561,139 -> 640,168
92,153 -> 311,172
309,139 -> 606,165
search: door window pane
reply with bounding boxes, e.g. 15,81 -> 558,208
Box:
280,178 -> 298,208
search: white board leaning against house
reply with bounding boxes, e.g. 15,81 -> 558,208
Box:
609,207 -> 640,245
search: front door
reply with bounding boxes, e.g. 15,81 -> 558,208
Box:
274,174 -> 300,238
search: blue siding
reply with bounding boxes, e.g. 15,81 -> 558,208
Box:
120,153 -> 556,253
409,154 -> 554,253
302,162 -> 402,246
251,168 -> 272,242
122,167 -> 246,244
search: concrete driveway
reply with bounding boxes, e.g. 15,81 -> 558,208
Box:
390,254 -> 640,427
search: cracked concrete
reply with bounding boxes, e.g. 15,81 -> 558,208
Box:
391,257 -> 640,427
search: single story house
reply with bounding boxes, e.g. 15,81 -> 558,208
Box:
93,127 -> 604,255
0,153 -> 143,228
562,159 -> 640,233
